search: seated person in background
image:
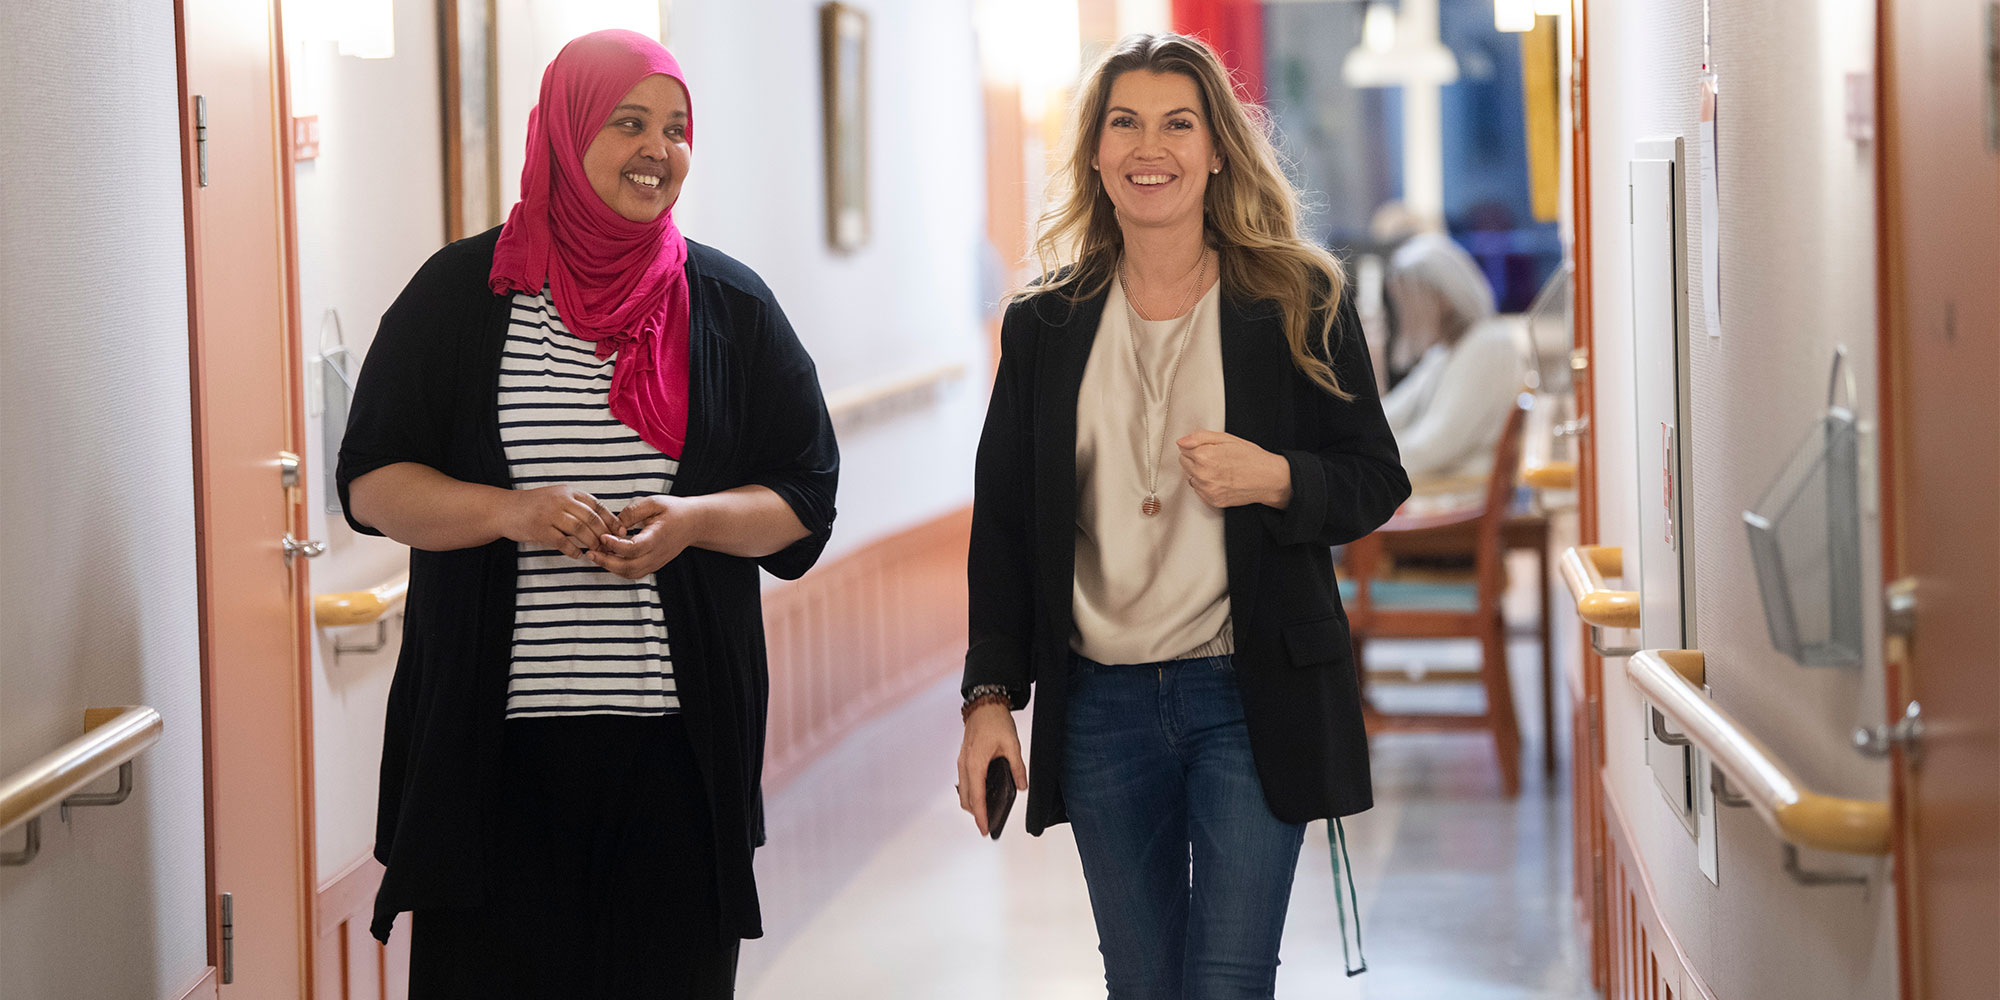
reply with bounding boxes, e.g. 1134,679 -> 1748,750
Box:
1380,233 -> 1527,490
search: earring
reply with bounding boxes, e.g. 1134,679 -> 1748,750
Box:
1211,166 -> 1221,174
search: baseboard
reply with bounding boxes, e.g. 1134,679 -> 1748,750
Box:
313,852 -> 406,1000
760,507 -> 971,791
1601,774 -> 1721,1000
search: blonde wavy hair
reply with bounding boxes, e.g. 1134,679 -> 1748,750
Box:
1021,32 -> 1353,400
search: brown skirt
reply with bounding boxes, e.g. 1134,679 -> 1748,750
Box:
409,712 -> 738,999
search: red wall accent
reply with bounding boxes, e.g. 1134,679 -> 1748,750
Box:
1170,0 -> 1267,102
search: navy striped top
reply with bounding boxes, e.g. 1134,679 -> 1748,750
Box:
498,291 -> 679,719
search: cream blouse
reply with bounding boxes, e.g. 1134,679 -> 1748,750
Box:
1071,279 -> 1234,665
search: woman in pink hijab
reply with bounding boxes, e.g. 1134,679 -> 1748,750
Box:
338,29 -> 839,997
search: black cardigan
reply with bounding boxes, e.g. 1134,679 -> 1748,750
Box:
336,228 -> 839,943
962,282 -> 1409,834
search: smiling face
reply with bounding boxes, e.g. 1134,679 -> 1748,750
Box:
1093,70 -> 1222,235
582,73 -> 691,223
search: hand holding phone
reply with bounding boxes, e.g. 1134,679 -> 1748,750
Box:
984,755 -> 1017,840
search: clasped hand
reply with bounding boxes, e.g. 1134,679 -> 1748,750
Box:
590,495 -> 698,579
1176,430 -> 1292,509
500,485 -> 695,578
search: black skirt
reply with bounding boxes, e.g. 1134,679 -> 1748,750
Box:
409,713 -> 738,998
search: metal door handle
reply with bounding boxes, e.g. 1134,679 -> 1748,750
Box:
1853,701 -> 1923,761
283,535 -> 327,563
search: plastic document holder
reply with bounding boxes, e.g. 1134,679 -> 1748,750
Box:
1742,349 -> 1863,668
315,309 -> 354,515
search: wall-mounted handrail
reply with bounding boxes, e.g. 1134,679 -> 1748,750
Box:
1559,545 -> 1640,656
314,572 -> 409,628
1628,649 -> 1890,857
0,706 -> 163,866
825,362 -> 966,424
1560,545 -> 1640,628
1523,460 -> 1577,490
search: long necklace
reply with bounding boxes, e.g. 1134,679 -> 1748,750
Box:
1118,247 -> 1209,518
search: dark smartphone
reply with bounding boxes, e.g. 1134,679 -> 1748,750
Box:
984,756 -> 1017,840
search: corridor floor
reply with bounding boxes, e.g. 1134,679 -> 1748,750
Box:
741,630 -> 1597,999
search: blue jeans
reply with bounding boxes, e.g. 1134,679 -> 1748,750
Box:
1064,653 -> 1308,1000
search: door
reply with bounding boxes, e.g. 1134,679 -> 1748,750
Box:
1879,2 -> 2000,998
178,0 -> 318,994
1566,3 -> 1609,988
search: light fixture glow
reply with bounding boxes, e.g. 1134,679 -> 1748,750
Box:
1494,0 -> 1536,33
288,0 -> 395,59
1362,1 -> 1397,54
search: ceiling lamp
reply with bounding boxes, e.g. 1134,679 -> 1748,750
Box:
1343,0 -> 1460,88
1495,0 -> 1536,33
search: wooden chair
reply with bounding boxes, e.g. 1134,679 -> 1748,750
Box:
1340,394 -> 1531,795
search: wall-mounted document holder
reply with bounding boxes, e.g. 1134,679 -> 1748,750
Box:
313,309 -> 354,515
1743,348 -> 1864,667
1519,265 -> 1580,501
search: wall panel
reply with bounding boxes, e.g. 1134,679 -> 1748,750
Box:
1585,0 -> 1899,996
0,2 -> 211,996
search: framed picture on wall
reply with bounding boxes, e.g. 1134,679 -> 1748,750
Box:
821,2 -> 869,252
441,0 -> 502,241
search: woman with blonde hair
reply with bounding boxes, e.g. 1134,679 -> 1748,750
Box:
955,32 -> 1409,998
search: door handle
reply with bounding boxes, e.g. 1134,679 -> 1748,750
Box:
1853,701 -> 1923,763
283,535 -> 326,564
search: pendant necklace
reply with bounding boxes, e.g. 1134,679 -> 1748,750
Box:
1118,247 -> 1209,519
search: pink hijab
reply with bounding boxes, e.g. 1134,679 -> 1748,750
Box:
490,29 -> 692,459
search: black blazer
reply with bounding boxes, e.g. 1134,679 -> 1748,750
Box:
962,280 -> 1409,833
336,228 -> 838,942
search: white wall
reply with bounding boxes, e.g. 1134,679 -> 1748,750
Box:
1586,0 -> 1897,995
495,0 -> 662,208
289,0 -> 447,880
0,2 -> 210,996
662,0 -> 991,559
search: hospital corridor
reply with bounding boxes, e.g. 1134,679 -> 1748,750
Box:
2,1 -> 1994,998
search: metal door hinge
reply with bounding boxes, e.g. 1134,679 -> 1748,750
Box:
195,96 -> 209,187
219,892 -> 234,984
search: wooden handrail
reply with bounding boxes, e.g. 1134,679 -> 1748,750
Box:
315,572 -> 409,628
1628,649 -> 1890,856
0,707 -> 163,837
1523,459 -> 1577,490
825,362 -> 966,422
1559,544 -> 1641,630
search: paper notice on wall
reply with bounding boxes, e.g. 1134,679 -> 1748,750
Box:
1699,73 -> 1723,338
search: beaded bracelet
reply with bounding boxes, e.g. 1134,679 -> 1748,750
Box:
960,685 -> 1015,722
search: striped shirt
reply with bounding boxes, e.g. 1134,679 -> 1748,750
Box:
498,291 -> 679,720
